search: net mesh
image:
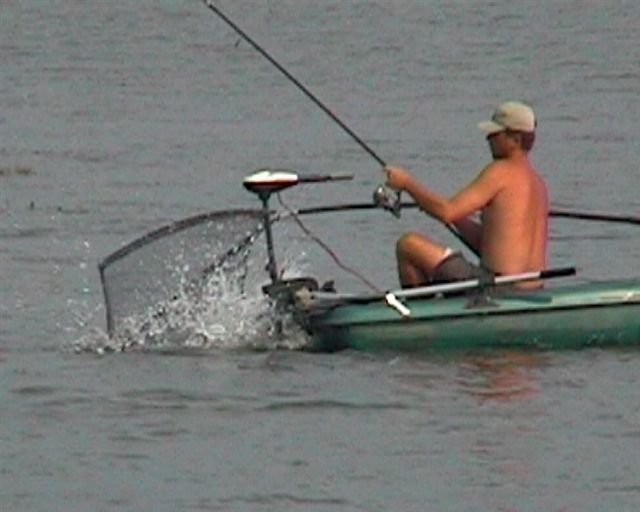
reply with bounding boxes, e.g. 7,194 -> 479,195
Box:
99,209 -> 264,337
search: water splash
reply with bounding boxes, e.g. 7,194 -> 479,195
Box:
66,244 -> 313,355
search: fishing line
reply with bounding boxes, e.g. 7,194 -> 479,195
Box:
276,193 -> 381,292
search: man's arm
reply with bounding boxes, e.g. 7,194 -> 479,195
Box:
385,164 -> 506,224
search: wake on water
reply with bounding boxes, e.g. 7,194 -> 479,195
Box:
67,250 -> 312,355
66,217 -> 314,355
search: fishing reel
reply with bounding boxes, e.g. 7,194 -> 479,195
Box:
373,185 -> 402,218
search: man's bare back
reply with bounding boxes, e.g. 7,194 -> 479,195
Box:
476,155 -> 548,275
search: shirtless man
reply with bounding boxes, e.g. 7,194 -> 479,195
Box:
384,101 -> 548,288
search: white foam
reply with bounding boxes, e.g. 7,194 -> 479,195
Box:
66,246 -> 312,355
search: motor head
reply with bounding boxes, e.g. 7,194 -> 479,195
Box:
243,169 -> 299,199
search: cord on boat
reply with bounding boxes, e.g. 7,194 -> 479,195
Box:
276,193 -> 381,293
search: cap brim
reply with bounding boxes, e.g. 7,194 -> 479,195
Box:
478,120 -> 505,136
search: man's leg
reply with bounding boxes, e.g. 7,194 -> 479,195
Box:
395,232 -> 450,287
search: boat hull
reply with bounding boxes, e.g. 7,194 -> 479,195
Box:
302,279 -> 640,352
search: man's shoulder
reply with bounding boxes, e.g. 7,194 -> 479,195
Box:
475,159 -> 538,196
478,160 -> 512,182
483,157 -> 533,178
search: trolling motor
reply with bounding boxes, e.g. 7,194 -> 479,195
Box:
243,169 -> 418,321
243,169 -> 405,289
244,169 -> 298,283
243,169 -> 352,302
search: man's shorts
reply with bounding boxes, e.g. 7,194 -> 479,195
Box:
432,252 -> 492,284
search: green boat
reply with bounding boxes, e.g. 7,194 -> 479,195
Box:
245,170 -> 640,352
98,169 -> 640,352
294,278 -> 640,352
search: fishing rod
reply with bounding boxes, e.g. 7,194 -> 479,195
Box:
203,1 -> 384,167
202,0 -> 478,256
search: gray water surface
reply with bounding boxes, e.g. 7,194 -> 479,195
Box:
2,1 -> 639,511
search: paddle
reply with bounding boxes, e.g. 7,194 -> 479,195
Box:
202,0 -> 479,258
289,201 -> 640,226
309,266 -> 577,317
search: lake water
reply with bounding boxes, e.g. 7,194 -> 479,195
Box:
2,1 -> 639,511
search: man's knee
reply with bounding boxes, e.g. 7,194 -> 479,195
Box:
396,232 -> 424,257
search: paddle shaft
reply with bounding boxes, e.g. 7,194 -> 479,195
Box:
311,266 -> 577,304
394,266 -> 575,300
204,1 -> 478,255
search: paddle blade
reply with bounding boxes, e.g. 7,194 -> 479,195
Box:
98,209 -> 263,337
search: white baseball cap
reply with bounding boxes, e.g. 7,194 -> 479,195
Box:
478,101 -> 536,136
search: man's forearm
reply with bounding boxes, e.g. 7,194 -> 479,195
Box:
404,176 -> 452,223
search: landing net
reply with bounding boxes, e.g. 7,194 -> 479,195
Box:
99,209 -> 264,338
